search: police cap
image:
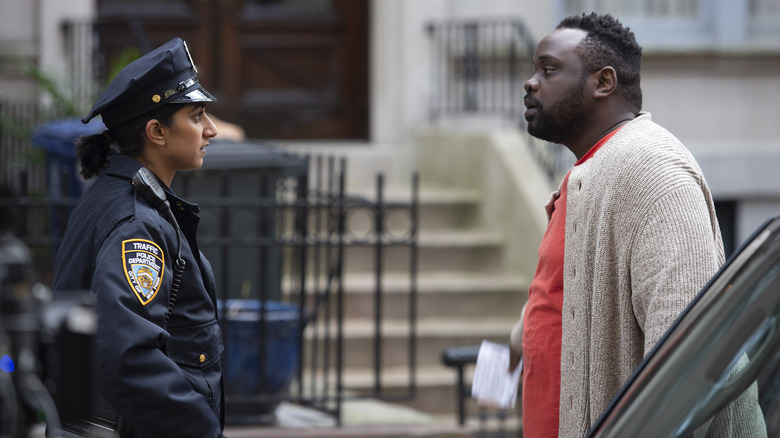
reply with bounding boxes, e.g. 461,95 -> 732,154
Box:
81,38 -> 216,127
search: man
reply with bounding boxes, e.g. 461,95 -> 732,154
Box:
509,13 -> 763,437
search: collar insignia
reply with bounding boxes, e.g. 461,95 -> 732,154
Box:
122,239 -> 165,306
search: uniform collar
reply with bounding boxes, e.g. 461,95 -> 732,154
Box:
103,155 -> 198,213
103,154 -> 145,181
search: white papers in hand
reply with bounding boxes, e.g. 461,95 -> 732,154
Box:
470,340 -> 522,409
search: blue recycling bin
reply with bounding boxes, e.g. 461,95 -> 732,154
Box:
31,117 -> 105,198
219,299 -> 301,424
31,118 -> 105,236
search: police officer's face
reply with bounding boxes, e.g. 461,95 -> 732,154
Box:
523,28 -> 589,145
162,103 -> 219,172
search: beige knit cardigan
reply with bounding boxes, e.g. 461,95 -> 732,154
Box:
560,113 -> 727,434
513,113 -> 740,435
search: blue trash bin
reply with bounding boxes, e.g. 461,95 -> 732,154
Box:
219,299 -> 301,424
31,117 -> 105,198
31,118 -> 105,237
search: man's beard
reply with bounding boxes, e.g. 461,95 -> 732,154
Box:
526,81 -> 586,145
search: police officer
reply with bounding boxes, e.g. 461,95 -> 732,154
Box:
52,38 -> 224,438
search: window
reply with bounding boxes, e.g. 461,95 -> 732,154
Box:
557,0 -> 780,51
750,0 -> 780,38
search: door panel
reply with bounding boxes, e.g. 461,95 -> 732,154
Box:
96,0 -> 368,140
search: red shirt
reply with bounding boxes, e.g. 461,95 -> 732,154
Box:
521,128 -> 620,437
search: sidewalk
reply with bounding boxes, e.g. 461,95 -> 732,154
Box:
26,399 -> 503,438
224,399 -> 473,438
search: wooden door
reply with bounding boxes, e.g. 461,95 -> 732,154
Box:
95,0 -> 215,88
96,0 -> 369,140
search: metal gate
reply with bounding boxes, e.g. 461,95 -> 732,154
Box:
0,134 -> 418,426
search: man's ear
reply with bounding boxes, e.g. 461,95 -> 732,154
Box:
593,66 -> 618,99
145,119 -> 166,146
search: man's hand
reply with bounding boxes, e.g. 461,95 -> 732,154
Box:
545,190 -> 561,222
509,344 -> 522,373
508,316 -> 524,373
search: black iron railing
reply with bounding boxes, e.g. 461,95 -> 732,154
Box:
426,19 -> 536,124
0,101 -> 51,197
0,140 -> 419,427
60,20 -> 101,115
426,18 -> 573,183
172,148 -> 419,424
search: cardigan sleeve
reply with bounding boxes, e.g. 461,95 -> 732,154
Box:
628,183 -> 723,354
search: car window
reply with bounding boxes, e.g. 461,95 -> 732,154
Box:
756,337 -> 780,436
588,216 -> 780,437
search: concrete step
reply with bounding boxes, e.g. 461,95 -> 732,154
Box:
288,273 -> 528,320
223,399 -> 474,437
283,183 -> 524,421
415,188 -> 482,231
276,228 -> 507,277
342,230 -> 507,274
341,273 -> 527,320
301,317 -> 515,369
340,364 -> 519,416
337,364 -> 459,414
222,402 -> 520,438
281,187 -> 482,238
431,412 -> 522,437
354,187 -> 483,231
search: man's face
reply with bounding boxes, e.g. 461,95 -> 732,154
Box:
523,28 -> 589,145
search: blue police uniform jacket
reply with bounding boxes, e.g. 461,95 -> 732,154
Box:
53,155 -> 224,437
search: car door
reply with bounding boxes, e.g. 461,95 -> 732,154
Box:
587,214 -> 780,437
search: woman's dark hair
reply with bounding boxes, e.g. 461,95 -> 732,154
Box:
76,104 -> 182,179
557,12 -> 643,112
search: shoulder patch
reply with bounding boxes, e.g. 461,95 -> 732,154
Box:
122,239 -> 165,305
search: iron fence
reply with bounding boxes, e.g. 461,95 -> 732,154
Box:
0,101 -> 51,197
0,141 -> 419,426
61,20 -> 100,115
426,18 -> 573,183
426,19 -> 535,124
3,15 -> 421,425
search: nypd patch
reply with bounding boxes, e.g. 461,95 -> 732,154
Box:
122,239 -> 165,305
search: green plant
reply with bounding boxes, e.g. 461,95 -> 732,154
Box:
0,46 -> 143,177
17,58 -> 80,118
105,46 -> 143,85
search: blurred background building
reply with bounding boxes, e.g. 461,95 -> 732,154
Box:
1,0 -> 779,432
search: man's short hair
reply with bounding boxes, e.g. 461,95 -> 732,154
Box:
557,12 -> 643,112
